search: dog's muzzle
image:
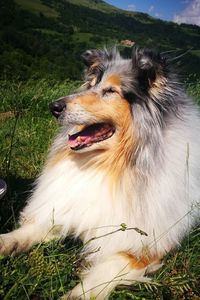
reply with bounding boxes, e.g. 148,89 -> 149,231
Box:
49,98 -> 66,118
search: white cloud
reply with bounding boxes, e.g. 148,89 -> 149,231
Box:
155,12 -> 162,18
148,5 -> 162,19
127,4 -> 136,11
173,0 -> 200,26
148,5 -> 154,13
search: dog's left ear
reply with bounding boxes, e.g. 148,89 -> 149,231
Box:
132,47 -> 165,89
81,49 -> 107,88
81,48 -> 120,88
82,49 -> 109,89
82,49 -> 105,68
82,48 -> 119,70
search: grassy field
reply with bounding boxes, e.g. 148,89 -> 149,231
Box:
15,0 -> 59,18
0,79 -> 200,299
66,0 -> 121,13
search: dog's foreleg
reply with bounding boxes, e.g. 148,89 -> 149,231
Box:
0,222 -> 55,255
64,252 -> 162,300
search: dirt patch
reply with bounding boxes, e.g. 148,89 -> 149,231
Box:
0,111 -> 15,121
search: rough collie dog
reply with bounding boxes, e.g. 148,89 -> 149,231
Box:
0,47 -> 199,299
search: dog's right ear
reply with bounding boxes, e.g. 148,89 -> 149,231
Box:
132,47 -> 166,91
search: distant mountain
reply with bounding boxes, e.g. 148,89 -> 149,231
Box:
0,0 -> 200,80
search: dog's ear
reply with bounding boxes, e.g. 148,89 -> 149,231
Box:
81,50 -> 103,88
82,49 -> 105,68
82,48 -> 120,69
132,47 -> 166,89
81,49 -> 107,88
81,48 -> 120,88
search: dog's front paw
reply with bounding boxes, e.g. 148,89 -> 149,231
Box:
0,233 -> 20,255
61,284 -> 90,300
61,282 -> 109,300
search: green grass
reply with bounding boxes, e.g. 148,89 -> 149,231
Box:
15,0 -> 59,18
185,75 -> 200,104
34,29 -> 63,37
72,32 -> 95,43
72,32 -> 117,48
0,79 -> 200,299
66,0 -> 121,13
0,79 -> 79,177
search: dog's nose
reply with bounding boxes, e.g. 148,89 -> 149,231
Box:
49,98 -> 66,118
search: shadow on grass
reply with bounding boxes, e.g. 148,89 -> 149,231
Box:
0,174 -> 34,232
0,172 -> 83,249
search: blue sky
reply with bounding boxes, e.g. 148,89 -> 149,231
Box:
105,0 -> 200,26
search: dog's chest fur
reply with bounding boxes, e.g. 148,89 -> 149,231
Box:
21,124 -> 199,262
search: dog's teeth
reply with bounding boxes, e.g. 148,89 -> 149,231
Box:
68,127 -> 78,135
77,136 -> 81,142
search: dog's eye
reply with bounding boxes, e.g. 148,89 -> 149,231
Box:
102,87 -> 117,97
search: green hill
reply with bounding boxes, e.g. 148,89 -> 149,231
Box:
0,0 -> 200,80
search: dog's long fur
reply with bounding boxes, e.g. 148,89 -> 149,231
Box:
0,47 -> 200,299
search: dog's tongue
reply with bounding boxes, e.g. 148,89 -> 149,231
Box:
68,133 -> 92,148
68,124 -> 113,150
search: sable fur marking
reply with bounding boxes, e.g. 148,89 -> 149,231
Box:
0,47 -> 200,300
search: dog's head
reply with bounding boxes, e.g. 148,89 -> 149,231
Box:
49,47 -> 170,154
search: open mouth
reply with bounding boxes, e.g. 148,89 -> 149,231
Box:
68,123 -> 115,150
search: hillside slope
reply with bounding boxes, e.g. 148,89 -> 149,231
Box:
0,0 -> 200,80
